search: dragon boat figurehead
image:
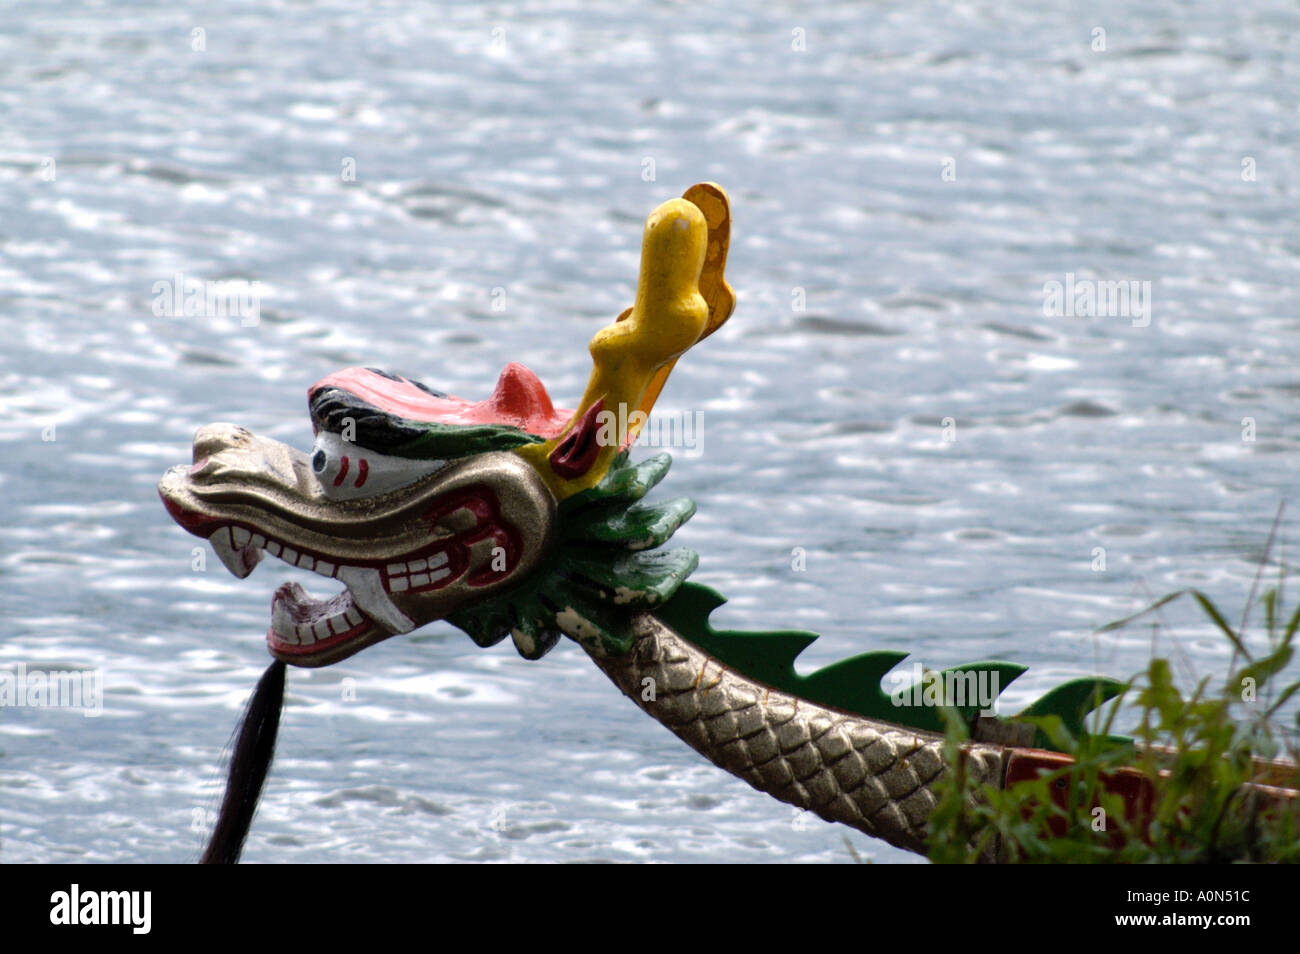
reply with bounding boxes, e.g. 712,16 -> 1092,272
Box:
158,183 -> 1154,868
157,183 -> 735,670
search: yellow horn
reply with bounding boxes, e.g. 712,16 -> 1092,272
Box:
517,183 -> 734,499
624,182 -> 736,445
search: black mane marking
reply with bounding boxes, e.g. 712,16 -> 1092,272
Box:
309,386 -> 430,456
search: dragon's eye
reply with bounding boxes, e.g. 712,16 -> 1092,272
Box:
310,430 -> 446,502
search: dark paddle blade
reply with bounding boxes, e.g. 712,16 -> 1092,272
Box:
201,660 -> 286,864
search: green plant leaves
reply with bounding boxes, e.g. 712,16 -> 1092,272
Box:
930,574 -> 1300,863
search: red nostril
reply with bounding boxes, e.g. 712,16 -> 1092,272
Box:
549,398 -> 605,480
355,458 -> 369,488
333,456 -> 350,487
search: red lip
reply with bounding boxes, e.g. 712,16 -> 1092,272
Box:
158,490 -> 220,533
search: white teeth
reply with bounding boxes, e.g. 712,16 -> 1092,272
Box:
251,534 -> 266,548
337,566 -> 414,633
317,561 -> 334,576
208,528 -> 262,579
270,582 -> 367,648
232,528 -> 251,547
384,559 -> 453,594
382,551 -> 447,582
253,539 -> 319,573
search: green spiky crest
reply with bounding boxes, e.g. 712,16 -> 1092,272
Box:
656,582 -> 1123,739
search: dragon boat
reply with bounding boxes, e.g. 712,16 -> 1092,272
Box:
158,183 -> 1297,863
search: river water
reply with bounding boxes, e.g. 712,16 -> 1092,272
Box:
2,0 -> 1298,863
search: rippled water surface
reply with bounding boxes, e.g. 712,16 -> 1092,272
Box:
2,0 -> 1299,863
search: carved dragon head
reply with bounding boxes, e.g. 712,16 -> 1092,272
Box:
162,183 -> 1154,866
158,183 -> 735,669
